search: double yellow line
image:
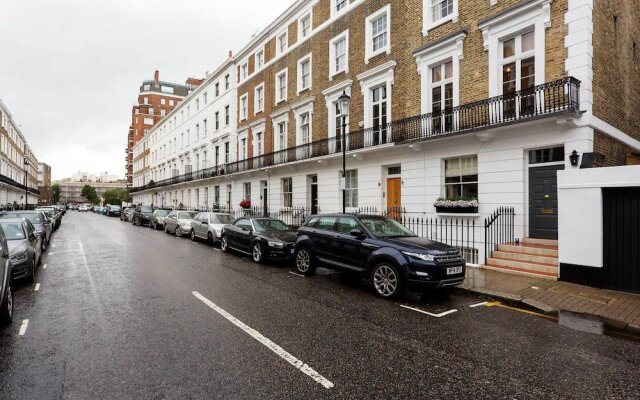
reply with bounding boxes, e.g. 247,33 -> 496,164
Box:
484,301 -> 557,321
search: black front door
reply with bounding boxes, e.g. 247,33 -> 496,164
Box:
261,181 -> 268,216
529,164 -> 564,239
311,184 -> 318,214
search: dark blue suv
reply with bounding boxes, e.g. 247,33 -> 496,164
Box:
294,214 -> 466,298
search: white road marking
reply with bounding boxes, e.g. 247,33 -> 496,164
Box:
35,283 -> 40,291
530,286 -> 540,290
51,244 -> 57,248
19,319 -> 29,336
47,252 -> 55,256
469,301 -> 488,308
43,263 -> 47,269
212,247 -> 220,251
288,272 -> 305,277
400,304 -> 458,318
192,291 -> 334,389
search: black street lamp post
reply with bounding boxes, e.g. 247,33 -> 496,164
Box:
338,90 -> 351,214
23,156 -> 29,210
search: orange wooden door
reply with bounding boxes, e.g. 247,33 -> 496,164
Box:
386,177 -> 401,219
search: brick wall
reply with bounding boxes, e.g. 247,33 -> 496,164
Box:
592,0 -> 640,140
593,130 -> 637,167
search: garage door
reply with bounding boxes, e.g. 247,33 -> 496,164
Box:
603,187 -> 640,293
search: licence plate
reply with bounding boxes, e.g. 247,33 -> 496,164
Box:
447,266 -> 463,275
290,248 -> 295,254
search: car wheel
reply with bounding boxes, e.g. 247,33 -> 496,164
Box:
252,243 -> 264,264
164,224 -> 170,234
41,239 -> 47,252
207,232 -> 214,245
27,258 -> 36,283
0,279 -> 13,326
220,235 -> 229,252
175,226 -> 182,237
190,230 -> 197,242
295,247 -> 316,276
372,262 -> 404,299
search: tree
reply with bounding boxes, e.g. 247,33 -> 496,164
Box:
102,188 -> 132,205
50,184 -> 61,204
81,184 -> 100,204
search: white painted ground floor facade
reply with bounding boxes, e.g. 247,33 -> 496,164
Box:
0,182 -> 39,209
133,116 -> 606,263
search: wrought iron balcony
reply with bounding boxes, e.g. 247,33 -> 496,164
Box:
131,77 -> 580,193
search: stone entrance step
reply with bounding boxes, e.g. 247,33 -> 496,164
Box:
484,238 -> 559,280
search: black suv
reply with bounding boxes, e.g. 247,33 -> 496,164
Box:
132,206 -> 154,226
294,214 -> 466,298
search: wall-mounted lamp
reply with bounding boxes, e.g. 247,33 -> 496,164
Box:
569,150 -> 579,167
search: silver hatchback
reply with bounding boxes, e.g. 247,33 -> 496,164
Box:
190,212 -> 233,244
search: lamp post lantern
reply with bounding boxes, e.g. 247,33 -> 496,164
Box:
338,90 -> 351,214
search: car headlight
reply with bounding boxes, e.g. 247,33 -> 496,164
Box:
11,252 -> 27,261
215,229 -> 222,236
402,251 -> 435,262
268,241 -> 284,248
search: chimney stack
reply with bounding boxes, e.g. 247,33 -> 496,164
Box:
228,50 -> 233,58
153,70 -> 159,86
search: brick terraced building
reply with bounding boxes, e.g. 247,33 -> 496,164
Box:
132,0 -> 640,275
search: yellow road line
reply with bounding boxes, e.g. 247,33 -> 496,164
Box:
484,301 -> 557,321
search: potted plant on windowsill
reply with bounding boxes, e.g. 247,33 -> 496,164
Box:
239,199 -> 251,209
434,197 -> 478,214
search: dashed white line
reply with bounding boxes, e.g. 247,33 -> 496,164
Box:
192,291 -> 334,389
51,244 -> 57,248
43,263 -> 47,269
18,319 -> 29,336
400,304 -> 458,318
288,272 -> 305,277
47,252 -> 55,256
469,301 -> 488,308
35,283 -> 40,291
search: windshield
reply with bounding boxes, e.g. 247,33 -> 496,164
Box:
110,206 -> 122,211
155,210 -> 170,217
177,212 -> 196,219
42,211 -> 53,218
358,217 -> 416,238
1,222 -> 25,240
140,206 -> 153,213
253,219 -> 290,232
6,213 -> 42,224
212,214 -> 233,224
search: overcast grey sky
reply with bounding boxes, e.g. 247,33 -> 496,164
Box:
0,0 -> 291,180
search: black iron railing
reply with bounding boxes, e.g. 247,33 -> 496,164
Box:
185,205 -> 311,227
131,77 -> 580,193
484,207 -> 516,265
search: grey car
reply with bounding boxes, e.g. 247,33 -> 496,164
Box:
0,218 -> 42,282
190,212 -> 233,244
149,209 -> 172,230
0,226 -> 14,325
163,210 -> 197,237
3,211 -> 52,251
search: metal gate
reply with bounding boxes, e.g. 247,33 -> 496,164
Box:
603,187 -> 640,293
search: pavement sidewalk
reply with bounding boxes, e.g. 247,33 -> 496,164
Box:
459,267 -> 640,333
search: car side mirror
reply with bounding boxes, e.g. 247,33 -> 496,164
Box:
349,228 -> 366,239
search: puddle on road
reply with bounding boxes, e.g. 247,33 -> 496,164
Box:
558,311 -> 604,335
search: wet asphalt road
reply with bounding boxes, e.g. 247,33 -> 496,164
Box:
1,212 -> 639,399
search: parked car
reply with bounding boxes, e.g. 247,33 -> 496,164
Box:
221,217 -> 297,263
132,205 -> 154,226
294,214 -> 466,298
163,210 -> 197,237
35,207 -> 62,230
106,205 -> 122,217
0,228 -> 14,326
190,212 -> 233,244
0,218 -> 42,282
121,207 -> 133,221
78,205 -> 89,212
149,209 -> 171,230
2,211 -> 52,250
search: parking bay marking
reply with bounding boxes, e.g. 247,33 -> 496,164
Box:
18,319 -> 29,336
400,304 -> 458,318
469,301 -> 488,308
43,263 -> 47,269
192,291 -> 334,389
35,283 -> 40,291
288,272 -> 305,278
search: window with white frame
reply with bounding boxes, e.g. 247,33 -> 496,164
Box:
444,155 -> 478,200
203,92 -> 208,105
365,5 -> 390,63
254,84 -> 264,113
282,178 -> 293,208
225,105 -> 230,125
196,99 -> 200,111
225,75 -> 230,89
196,123 -> 200,141
371,85 -> 388,144
299,112 -> 311,146
334,0 -> 348,14
299,12 -> 312,38
255,50 -> 264,70
161,98 -> 166,105
297,55 -> 312,92
240,137 -> 247,160
224,142 -> 230,163
240,94 -> 248,120
424,0 -> 458,34
241,62 -> 248,80
243,182 -> 251,201
203,119 -> 208,136
501,30 -> 536,117
431,60 -> 453,132
276,69 -> 288,103
215,83 -> 220,96
345,169 -> 358,208
277,31 -> 288,55
254,131 -> 263,156
276,121 -> 287,151
330,32 -> 349,78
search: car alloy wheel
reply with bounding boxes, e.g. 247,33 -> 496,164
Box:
252,243 -> 263,263
175,226 -> 181,237
295,248 -> 315,275
220,235 -> 228,252
28,259 -> 36,283
372,263 -> 402,298
0,283 -> 13,325
191,230 -> 196,241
